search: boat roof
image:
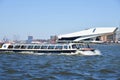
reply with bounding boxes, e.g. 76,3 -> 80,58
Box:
8,43 -> 86,46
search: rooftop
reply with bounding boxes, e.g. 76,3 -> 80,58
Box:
58,27 -> 118,39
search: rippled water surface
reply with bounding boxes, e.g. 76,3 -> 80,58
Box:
0,44 -> 120,80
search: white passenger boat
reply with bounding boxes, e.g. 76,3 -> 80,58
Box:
0,43 -> 101,55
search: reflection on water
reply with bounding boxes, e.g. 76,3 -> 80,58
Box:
0,44 -> 120,80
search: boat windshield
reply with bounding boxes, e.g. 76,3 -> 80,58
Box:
72,43 -> 90,49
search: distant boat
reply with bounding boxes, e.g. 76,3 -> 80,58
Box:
0,43 -> 101,55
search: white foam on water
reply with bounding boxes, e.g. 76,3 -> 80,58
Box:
20,49 -> 101,56
77,49 -> 101,56
58,52 -> 79,56
17,52 -> 49,55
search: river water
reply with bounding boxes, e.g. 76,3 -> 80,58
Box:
0,44 -> 120,80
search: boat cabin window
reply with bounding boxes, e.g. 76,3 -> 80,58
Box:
72,44 -> 81,49
21,45 -> 26,49
34,46 -> 40,49
64,45 -> 68,49
28,46 -> 33,49
72,44 -> 90,49
48,46 -> 54,49
76,44 -> 82,49
80,44 -> 89,48
86,44 -> 90,48
41,46 -> 47,49
14,45 -> 20,49
72,44 -> 77,49
0,43 -> 4,48
55,46 -> 63,49
8,45 -> 13,49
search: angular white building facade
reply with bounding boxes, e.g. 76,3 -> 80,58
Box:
58,27 -> 118,43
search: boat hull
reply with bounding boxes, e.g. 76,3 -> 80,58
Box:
0,49 -> 76,53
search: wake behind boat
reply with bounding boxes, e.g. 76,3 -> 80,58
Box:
0,43 -> 101,55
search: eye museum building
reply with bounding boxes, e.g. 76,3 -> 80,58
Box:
57,27 -> 118,43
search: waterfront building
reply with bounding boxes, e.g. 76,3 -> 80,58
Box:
116,30 -> 120,43
50,35 -> 58,43
57,27 -> 118,43
26,36 -> 33,43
